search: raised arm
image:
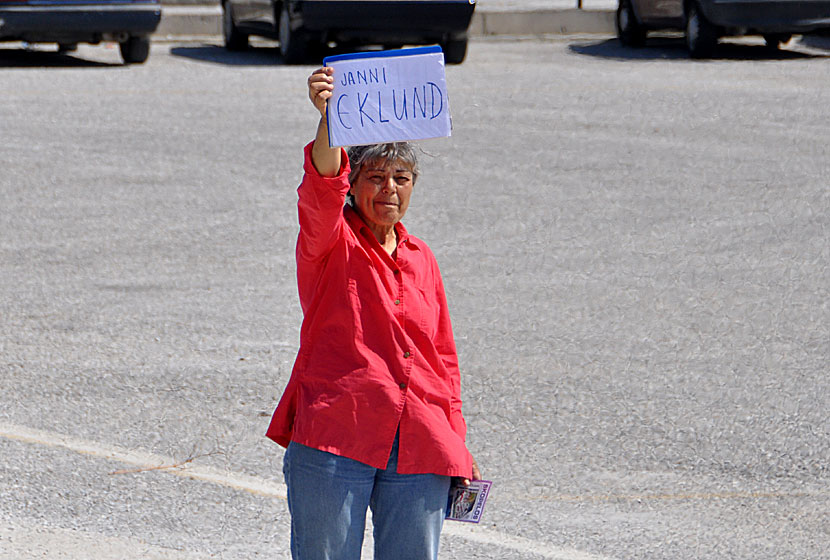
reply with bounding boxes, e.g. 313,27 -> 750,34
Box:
307,67 -> 342,177
296,67 -> 350,266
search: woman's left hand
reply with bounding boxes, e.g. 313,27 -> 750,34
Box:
461,456 -> 482,486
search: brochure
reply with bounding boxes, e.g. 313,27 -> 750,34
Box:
445,479 -> 492,523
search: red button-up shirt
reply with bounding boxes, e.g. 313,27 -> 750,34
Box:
266,141 -> 472,478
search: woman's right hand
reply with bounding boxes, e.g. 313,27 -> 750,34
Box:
308,67 -> 335,118
308,66 -> 341,177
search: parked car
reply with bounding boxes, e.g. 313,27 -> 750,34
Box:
222,0 -> 477,64
0,0 -> 161,64
616,0 -> 830,57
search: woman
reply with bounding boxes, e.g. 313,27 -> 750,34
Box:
266,66 -> 480,560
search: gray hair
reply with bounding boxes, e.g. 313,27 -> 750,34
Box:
347,142 -> 419,187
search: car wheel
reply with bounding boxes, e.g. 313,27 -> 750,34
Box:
616,0 -> 646,47
442,36 -> 468,64
686,3 -> 717,58
120,36 -> 150,64
279,3 -> 312,64
223,1 -> 249,51
763,33 -> 792,49
57,43 -> 77,54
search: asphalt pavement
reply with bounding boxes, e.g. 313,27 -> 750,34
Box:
1,33 -> 829,560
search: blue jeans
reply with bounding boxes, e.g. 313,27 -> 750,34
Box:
282,435 -> 451,560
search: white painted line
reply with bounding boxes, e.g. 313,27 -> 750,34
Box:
0,421 -> 618,560
0,421 -> 288,499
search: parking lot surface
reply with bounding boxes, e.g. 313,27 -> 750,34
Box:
1,35 -> 828,559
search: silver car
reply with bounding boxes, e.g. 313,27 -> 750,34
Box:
616,0 -> 830,57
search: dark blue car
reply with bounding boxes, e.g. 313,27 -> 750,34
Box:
0,0 -> 161,63
616,0 -> 830,57
222,0 -> 477,64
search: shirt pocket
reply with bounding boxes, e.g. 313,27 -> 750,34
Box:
346,274 -> 392,343
346,278 -> 367,340
409,283 -> 440,341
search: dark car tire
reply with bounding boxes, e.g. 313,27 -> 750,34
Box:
442,36 -> 468,64
764,34 -> 792,49
223,1 -> 249,51
58,43 -> 78,54
616,0 -> 646,47
279,3 -> 313,64
686,4 -> 718,58
120,36 -> 150,64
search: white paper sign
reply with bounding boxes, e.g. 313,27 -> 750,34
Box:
324,46 -> 452,147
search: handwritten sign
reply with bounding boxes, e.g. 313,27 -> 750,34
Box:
323,46 -> 452,147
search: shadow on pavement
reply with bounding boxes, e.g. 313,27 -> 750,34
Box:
0,48 -> 116,68
170,42 -> 389,66
569,37 -> 827,61
170,44 -> 288,66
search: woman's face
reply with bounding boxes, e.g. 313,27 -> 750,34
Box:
350,159 -> 415,230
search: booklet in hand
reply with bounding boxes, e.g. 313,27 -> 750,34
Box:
445,479 -> 492,523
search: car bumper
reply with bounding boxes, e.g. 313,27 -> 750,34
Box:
706,1 -> 830,32
0,1 -> 161,42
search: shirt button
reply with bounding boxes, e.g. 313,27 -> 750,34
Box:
403,351 -> 411,358
399,383 -> 406,390
394,299 -> 401,305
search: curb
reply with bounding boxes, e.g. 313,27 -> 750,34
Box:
470,9 -> 615,36
157,5 -> 222,38
155,5 -> 616,40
